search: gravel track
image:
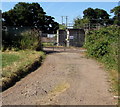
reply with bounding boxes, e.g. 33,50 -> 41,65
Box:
2,48 -> 116,105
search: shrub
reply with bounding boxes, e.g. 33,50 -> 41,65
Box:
20,30 -> 42,50
2,30 -> 21,50
2,28 -> 42,51
84,25 -> 119,70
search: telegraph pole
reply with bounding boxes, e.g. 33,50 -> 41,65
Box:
61,16 -> 68,28
66,16 -> 68,27
61,16 -> 63,25
61,16 -> 69,47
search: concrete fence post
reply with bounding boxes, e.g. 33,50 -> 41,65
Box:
66,29 -> 70,47
57,30 -> 59,46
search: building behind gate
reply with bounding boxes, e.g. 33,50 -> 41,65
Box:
57,29 -> 85,47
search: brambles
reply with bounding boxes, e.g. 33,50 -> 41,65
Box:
85,25 -> 119,71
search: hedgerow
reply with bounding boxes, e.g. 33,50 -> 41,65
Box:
2,28 -> 42,51
84,25 -> 119,71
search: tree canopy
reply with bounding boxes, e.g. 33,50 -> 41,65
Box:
2,2 -> 59,33
74,17 -> 89,28
110,6 -> 120,25
83,8 -> 110,25
74,7 -> 114,29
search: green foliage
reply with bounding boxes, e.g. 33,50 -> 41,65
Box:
2,29 -> 21,51
2,29 -> 42,51
2,50 -> 45,91
83,8 -> 96,20
2,2 -> 59,33
83,8 -> 110,25
74,7 -> 112,29
85,25 -> 119,70
59,24 -> 66,29
20,30 -> 42,50
110,6 -> 120,26
2,54 -> 20,68
111,6 -> 120,17
74,17 -> 89,28
2,2 -> 59,50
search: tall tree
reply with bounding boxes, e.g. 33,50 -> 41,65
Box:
83,8 -> 96,24
111,6 -> 120,26
2,2 -> 59,33
94,8 -> 110,25
83,8 -> 110,25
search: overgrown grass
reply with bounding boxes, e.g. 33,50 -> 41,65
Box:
42,42 -> 54,47
84,25 -> 119,95
2,50 -> 45,91
0,52 -> 2,69
2,54 -> 20,68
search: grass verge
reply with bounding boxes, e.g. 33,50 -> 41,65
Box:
1,50 -> 45,91
42,42 -> 54,47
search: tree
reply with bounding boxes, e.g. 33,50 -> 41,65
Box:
59,24 -> 67,29
94,8 -> 110,25
73,16 -> 89,28
83,8 -> 110,25
83,8 -> 96,24
111,6 -> 120,25
2,2 -> 59,33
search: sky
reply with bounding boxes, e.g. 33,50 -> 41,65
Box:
1,2 -> 119,24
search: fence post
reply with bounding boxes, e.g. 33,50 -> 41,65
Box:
57,30 -> 59,46
66,29 -> 70,47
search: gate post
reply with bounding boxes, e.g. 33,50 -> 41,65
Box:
66,29 -> 70,47
57,30 -> 59,46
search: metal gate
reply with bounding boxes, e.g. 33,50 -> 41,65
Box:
57,30 -> 67,46
57,29 -> 85,47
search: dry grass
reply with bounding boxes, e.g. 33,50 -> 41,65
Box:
2,50 -> 45,91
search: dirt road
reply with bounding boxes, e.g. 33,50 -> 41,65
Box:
2,48 -> 116,105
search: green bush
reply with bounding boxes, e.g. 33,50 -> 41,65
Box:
2,29 -> 42,51
20,30 -> 42,50
2,30 -> 21,50
84,25 -> 119,70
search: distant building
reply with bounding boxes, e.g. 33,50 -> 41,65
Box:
47,34 -> 56,38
